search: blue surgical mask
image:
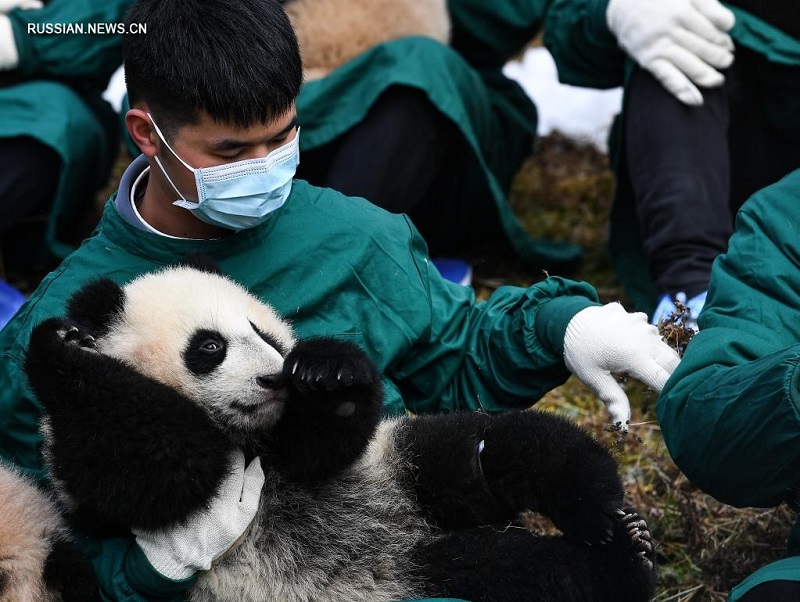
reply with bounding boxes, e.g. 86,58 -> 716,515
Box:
148,113 -> 300,230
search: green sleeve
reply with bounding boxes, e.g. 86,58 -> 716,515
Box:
388,225 -> 600,415
544,0 -> 627,89
8,0 -> 133,84
447,0 -> 551,69
82,536 -> 196,601
0,285 -> 66,475
658,170 -> 800,508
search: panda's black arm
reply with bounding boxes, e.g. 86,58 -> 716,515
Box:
25,317 -> 234,535
401,410 -> 626,544
268,337 -> 383,482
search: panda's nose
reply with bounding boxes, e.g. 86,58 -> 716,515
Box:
257,373 -> 284,390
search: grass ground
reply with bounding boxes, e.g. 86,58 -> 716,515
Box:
502,133 -> 796,601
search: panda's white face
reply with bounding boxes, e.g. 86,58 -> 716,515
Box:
97,267 -> 296,434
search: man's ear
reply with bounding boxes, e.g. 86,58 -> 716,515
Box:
126,108 -> 158,158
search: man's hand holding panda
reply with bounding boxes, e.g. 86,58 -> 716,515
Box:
134,448 -> 265,581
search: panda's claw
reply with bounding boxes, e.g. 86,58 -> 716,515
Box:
63,326 -> 81,342
54,324 -> 100,353
614,508 -> 656,570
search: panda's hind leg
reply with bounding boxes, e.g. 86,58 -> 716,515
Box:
415,508 -> 655,602
405,410 -> 625,543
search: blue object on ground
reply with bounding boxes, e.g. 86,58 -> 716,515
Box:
0,280 -> 26,330
431,258 -> 472,287
650,290 -> 707,331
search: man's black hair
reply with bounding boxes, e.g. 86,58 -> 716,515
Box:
123,0 -> 302,140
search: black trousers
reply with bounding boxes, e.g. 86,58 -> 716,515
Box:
0,136 -> 63,273
296,86 -> 507,258
0,136 -> 61,235
738,579 -> 800,601
624,47 -> 800,297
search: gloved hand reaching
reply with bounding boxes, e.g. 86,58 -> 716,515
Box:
134,450 -> 265,580
606,0 -> 736,106
563,302 -> 681,429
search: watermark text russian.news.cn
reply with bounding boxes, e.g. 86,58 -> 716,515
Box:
27,22 -> 147,35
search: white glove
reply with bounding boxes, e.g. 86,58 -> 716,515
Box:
0,0 -> 42,13
563,303 -> 681,429
134,450 -> 264,580
0,15 -> 19,71
607,0 -> 736,106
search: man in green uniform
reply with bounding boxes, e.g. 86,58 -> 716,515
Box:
658,169 -> 800,600
0,0 -> 132,266
122,0 -> 742,284
0,0 -> 682,599
544,0 -> 800,325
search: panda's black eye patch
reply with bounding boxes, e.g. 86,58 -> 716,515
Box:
184,329 -> 227,375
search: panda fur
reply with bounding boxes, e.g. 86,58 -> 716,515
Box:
25,262 -> 656,602
283,0 -> 450,81
0,462 -> 95,601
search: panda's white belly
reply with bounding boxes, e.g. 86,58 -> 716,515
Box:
189,421 -> 431,602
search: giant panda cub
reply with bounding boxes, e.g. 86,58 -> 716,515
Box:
25,262 -> 656,602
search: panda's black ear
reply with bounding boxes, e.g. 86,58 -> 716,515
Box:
66,278 -> 125,335
179,253 -> 223,275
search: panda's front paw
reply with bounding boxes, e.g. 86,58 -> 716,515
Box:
60,325 -> 98,352
29,317 -> 98,358
286,338 -> 377,391
284,338 -> 381,416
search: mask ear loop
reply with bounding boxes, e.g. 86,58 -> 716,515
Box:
147,113 -> 200,209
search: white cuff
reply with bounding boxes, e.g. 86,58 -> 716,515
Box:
0,15 -> 19,71
135,534 -> 204,581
